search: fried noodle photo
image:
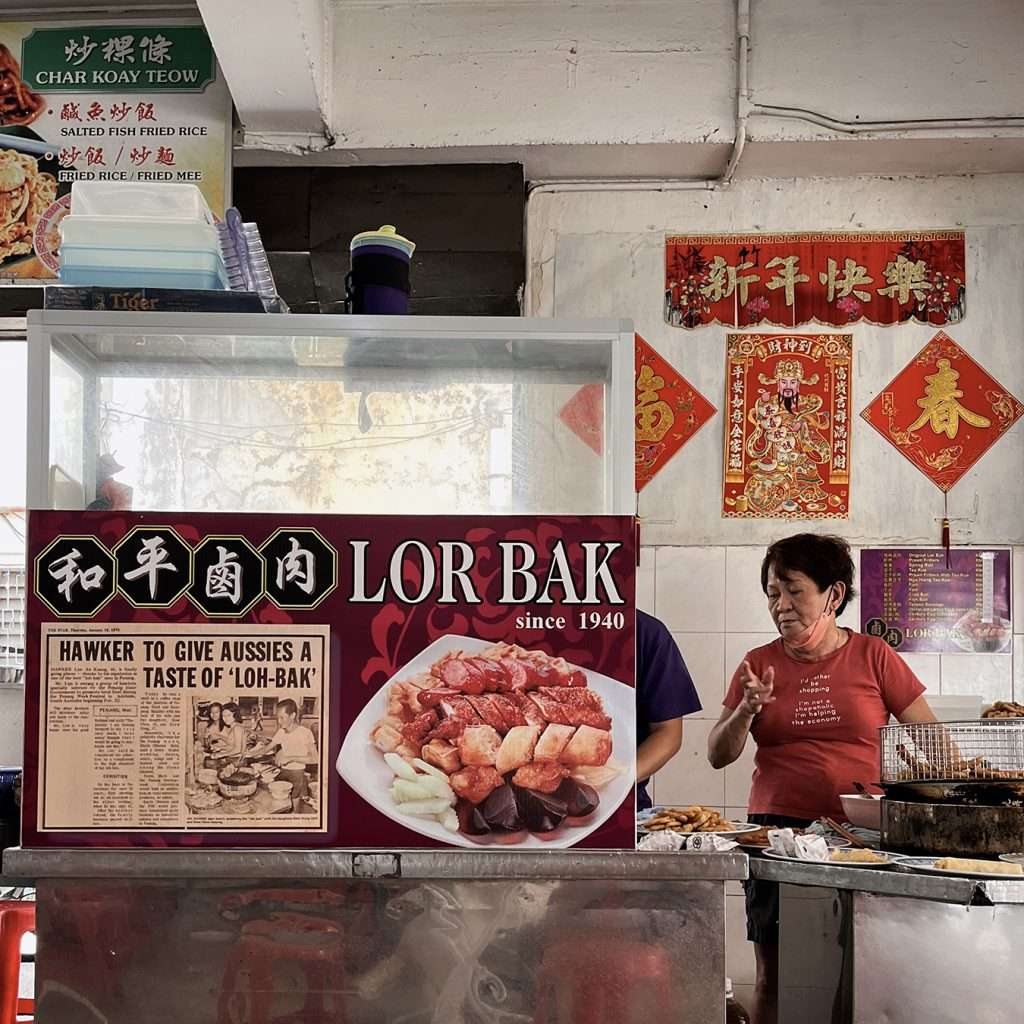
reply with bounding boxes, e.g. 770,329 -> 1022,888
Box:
0,44 -> 45,127
0,147 -> 57,264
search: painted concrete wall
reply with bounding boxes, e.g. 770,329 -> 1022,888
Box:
528,174 -> 1024,548
329,0 -> 1024,152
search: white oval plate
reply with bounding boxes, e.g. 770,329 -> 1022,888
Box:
761,849 -> 901,868
898,856 -> 1024,879
337,634 -> 636,849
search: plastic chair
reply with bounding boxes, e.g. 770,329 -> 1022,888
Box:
216,911 -> 347,1024
0,901 -> 35,1024
533,933 -> 673,1024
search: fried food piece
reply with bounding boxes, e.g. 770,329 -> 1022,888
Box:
643,805 -> 737,833
450,765 -> 503,805
933,857 -> 1023,876
534,723 -> 576,761
457,724 -> 502,766
371,718 -> 404,754
560,725 -> 612,766
512,760 -> 569,794
983,701 -> 1024,719
420,739 -> 461,774
495,724 -> 542,776
829,849 -> 888,864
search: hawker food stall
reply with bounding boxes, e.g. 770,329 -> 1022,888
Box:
3,309 -> 747,1023
756,717 -> 1024,1024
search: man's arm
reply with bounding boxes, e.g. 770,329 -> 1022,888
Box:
304,734 -> 319,764
637,717 -> 683,781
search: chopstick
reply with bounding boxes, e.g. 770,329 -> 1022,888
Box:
824,816 -> 871,849
0,134 -> 55,158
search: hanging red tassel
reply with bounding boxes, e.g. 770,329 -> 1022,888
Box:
942,516 -> 951,568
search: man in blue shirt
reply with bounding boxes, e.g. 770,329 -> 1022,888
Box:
636,609 -> 702,810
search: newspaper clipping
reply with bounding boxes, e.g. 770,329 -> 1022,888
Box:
38,621 -> 329,832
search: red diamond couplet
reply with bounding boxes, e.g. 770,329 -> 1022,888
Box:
634,334 -> 716,492
556,335 -> 717,492
558,383 -> 604,456
861,331 -> 1024,492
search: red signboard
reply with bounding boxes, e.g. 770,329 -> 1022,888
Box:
23,511 -> 636,850
665,231 -> 965,329
723,333 -> 852,519
861,331 -> 1024,492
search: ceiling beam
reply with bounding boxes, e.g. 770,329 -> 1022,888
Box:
197,0 -> 333,152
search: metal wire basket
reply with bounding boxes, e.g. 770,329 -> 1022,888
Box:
880,720 -> 1024,783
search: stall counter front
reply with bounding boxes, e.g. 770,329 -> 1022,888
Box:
4,847 -> 746,1024
750,856 -> 1024,1024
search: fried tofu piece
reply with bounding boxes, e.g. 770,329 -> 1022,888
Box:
421,739 -> 461,774
451,765 -> 503,805
534,723 -> 576,761
560,725 -> 612,766
457,724 -> 503,766
371,719 -> 404,753
495,724 -> 543,776
512,760 -> 569,794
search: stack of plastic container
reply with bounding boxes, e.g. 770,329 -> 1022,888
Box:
58,181 -> 229,290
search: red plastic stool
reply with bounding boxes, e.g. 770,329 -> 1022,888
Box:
533,934 -> 673,1024
0,901 -> 35,1024
217,912 -> 346,1024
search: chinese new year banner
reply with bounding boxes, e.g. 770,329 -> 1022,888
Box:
24,511 -> 636,851
861,331 -> 1024,492
723,333 -> 852,519
665,231 -> 965,330
0,19 -> 231,280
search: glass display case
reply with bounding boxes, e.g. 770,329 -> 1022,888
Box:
27,311 -> 634,516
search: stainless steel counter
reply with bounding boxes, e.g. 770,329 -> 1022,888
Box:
5,846 -> 747,881
5,849 -> 745,1024
749,853 -> 1024,904
749,855 -> 1024,1024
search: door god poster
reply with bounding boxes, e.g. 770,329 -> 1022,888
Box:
723,333 -> 853,519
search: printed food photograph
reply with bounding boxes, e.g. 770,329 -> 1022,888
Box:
0,142 -> 58,267
0,43 -> 70,273
948,609 -> 1012,653
337,635 -> 634,848
0,43 -> 44,127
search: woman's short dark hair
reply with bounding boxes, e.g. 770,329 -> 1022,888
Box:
221,702 -> 241,723
761,533 -> 856,615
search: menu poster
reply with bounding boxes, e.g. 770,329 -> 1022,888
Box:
24,511 -> 636,850
860,548 -> 1012,654
0,19 -> 231,280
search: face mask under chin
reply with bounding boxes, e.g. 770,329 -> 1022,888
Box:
783,589 -> 836,651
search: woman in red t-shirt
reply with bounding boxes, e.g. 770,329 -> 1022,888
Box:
708,533 -> 935,1024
